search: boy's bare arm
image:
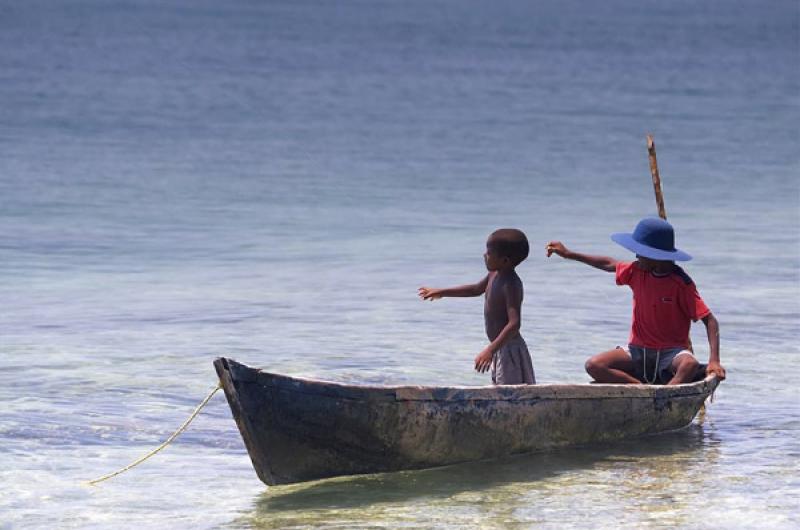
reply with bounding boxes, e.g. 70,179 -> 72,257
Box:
418,274 -> 489,300
475,281 -> 522,373
546,241 -> 618,272
702,313 -> 725,380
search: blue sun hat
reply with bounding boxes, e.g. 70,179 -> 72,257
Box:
611,217 -> 692,262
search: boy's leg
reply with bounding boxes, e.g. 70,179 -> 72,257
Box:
585,347 -> 641,384
666,352 -> 700,385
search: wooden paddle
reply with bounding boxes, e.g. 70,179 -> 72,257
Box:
646,134 -> 667,220
646,134 -> 695,354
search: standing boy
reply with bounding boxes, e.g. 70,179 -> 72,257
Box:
546,217 -> 726,385
419,228 -> 535,385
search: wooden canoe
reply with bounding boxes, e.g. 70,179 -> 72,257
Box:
214,357 -> 718,486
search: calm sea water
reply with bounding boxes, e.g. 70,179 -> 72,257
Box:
1,0 -> 798,528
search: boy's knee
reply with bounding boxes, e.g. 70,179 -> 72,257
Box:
677,354 -> 700,372
585,357 -> 601,375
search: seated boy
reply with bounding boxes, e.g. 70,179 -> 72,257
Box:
419,228 -> 535,385
546,217 -> 726,385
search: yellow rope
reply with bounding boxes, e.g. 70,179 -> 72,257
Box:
86,382 -> 222,486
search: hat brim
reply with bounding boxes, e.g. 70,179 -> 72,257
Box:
611,233 -> 692,262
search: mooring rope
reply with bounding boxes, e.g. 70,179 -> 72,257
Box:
86,382 -> 222,486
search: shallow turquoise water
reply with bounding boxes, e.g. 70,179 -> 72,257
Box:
1,0 -> 798,528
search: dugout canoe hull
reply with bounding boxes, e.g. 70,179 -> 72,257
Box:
214,357 -> 718,486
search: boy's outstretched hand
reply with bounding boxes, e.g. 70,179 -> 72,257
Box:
546,241 -> 569,258
474,347 -> 493,373
418,287 -> 442,301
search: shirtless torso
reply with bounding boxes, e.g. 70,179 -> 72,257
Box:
484,270 -> 523,342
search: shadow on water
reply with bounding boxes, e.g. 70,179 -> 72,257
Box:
246,423 -> 712,517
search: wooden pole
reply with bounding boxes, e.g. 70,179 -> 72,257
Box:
646,134 -> 694,354
646,134 -> 667,220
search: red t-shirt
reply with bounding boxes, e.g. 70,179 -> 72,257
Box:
616,261 -> 711,349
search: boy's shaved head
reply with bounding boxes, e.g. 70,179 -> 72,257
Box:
488,228 -> 529,266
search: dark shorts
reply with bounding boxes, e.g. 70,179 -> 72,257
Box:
623,344 -> 695,385
492,336 -> 536,385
